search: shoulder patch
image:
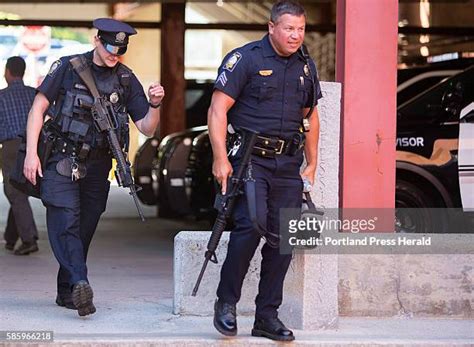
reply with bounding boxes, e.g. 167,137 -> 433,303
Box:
224,52 -> 242,72
48,59 -> 62,77
216,71 -> 228,87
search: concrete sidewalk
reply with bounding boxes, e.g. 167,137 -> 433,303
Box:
1,186 -> 473,346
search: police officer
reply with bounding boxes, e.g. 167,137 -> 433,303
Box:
208,0 -> 322,341
23,18 -> 164,317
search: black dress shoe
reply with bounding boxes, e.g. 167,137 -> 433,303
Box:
5,243 -> 15,251
55,295 -> 76,310
72,281 -> 96,317
213,300 -> 237,336
13,242 -> 38,255
252,317 -> 295,341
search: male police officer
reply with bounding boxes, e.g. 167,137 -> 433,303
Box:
23,18 -> 164,317
208,0 -> 322,341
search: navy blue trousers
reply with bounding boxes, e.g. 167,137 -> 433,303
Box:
217,154 -> 303,319
41,154 -> 111,296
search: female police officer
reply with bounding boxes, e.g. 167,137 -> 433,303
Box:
208,0 -> 322,341
23,18 -> 164,317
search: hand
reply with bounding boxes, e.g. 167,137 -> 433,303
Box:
301,164 -> 316,188
212,157 -> 233,195
23,152 -> 42,186
148,82 -> 165,106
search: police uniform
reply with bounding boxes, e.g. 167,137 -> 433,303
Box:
37,19 -> 148,314
214,34 -> 322,320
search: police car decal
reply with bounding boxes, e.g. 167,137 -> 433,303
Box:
396,137 -> 424,147
224,52 -> 242,72
216,71 -> 228,87
48,59 -> 62,77
396,139 -> 457,166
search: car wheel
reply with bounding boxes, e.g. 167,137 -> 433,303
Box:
395,179 -> 448,233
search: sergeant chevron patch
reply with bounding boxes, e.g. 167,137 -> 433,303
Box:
216,71 -> 228,86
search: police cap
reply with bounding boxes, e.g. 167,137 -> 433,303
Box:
93,18 -> 137,55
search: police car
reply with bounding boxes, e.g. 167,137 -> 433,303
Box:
396,60 -> 474,233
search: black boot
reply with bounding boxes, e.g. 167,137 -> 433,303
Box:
72,281 -> 96,317
55,294 -> 76,310
252,317 -> 295,341
213,299 -> 237,336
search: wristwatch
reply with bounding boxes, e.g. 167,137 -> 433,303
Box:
149,102 -> 161,109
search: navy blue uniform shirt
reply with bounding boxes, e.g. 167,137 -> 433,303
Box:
0,80 -> 36,142
214,34 -> 322,138
38,50 -> 148,122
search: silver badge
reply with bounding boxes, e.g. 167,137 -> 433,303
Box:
109,92 -> 119,104
115,32 -> 126,44
303,64 -> 310,77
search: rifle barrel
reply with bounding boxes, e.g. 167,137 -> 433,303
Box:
192,257 -> 210,296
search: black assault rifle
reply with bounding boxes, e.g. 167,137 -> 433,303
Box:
192,127 -> 259,296
70,56 -> 145,222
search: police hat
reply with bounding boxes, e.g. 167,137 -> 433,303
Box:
93,18 -> 137,55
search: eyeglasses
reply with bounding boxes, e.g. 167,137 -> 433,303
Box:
100,38 -> 127,56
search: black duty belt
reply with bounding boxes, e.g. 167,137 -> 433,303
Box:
52,138 -> 110,160
253,133 -> 305,158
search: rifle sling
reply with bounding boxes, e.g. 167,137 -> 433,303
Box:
69,55 -> 101,99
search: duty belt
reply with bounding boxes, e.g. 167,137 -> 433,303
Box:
253,133 -> 305,158
52,138 -> 109,160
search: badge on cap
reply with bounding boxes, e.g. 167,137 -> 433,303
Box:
258,70 -> 273,77
48,59 -> 62,77
109,92 -> 119,104
224,52 -> 242,72
115,32 -> 126,44
303,64 -> 310,77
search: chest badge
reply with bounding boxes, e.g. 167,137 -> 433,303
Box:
303,64 -> 310,77
109,92 -> 119,104
259,70 -> 273,76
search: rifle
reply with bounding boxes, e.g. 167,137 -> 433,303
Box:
70,56 -> 145,222
192,127 -> 259,296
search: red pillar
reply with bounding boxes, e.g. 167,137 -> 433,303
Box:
336,0 -> 398,217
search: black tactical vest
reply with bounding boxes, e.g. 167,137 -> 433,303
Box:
52,54 -> 131,151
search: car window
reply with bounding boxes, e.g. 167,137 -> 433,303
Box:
398,66 -> 474,122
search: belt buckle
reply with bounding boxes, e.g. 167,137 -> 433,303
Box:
275,139 -> 285,154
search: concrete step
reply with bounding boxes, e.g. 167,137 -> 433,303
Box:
1,317 -> 473,346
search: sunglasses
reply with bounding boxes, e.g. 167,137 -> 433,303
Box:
100,38 -> 127,56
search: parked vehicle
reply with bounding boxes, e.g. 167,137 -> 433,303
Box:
396,64 -> 474,232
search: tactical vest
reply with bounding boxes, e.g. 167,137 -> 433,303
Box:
52,54 -> 131,152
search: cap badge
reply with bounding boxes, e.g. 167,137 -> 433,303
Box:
115,32 -> 126,44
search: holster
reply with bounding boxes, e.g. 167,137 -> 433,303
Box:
9,126 -> 55,199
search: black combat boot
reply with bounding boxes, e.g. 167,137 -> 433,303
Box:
252,316 -> 295,341
213,299 -> 237,336
55,294 -> 76,310
72,281 -> 96,316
